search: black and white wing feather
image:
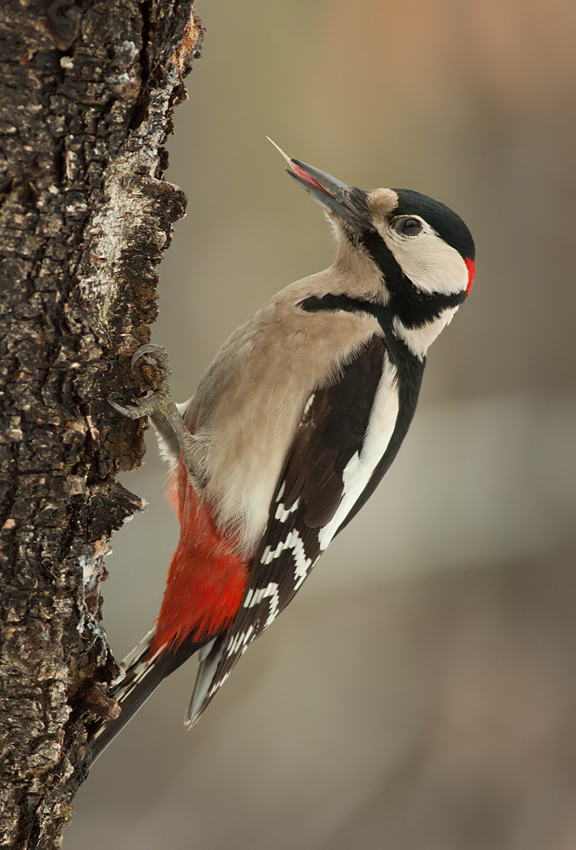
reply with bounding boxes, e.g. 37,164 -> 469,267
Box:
186,333 -> 400,724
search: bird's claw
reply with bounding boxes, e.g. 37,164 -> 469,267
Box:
108,394 -> 171,420
109,344 -> 173,420
130,343 -> 171,376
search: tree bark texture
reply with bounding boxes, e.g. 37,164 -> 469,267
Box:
0,2 -> 203,847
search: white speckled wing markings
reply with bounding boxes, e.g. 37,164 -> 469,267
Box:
187,335 -> 404,725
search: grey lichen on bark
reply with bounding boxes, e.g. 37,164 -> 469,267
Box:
0,1 -> 203,847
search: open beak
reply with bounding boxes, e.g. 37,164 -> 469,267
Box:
268,138 -> 371,233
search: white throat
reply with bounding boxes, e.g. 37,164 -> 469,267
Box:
392,308 -> 459,360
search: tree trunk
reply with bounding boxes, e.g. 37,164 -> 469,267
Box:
0,2 -> 203,846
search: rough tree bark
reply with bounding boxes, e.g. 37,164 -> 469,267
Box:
0,2 -> 203,847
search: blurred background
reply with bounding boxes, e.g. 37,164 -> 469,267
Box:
68,1 -> 576,847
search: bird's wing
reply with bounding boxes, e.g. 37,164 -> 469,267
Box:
186,333 -> 395,724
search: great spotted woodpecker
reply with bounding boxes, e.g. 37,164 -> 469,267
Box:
90,143 -> 475,759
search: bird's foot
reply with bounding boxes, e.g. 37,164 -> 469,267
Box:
109,344 -> 173,420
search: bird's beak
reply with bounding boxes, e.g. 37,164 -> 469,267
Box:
268,138 -> 371,232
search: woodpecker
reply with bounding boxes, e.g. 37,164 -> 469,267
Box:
90,143 -> 475,759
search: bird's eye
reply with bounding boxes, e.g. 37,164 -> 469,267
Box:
392,216 -> 423,237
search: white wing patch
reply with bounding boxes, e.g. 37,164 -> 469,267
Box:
243,581 -> 280,629
208,669 -> 231,699
275,498 -> 300,521
260,528 -> 315,591
225,625 -> 255,657
318,357 -> 399,549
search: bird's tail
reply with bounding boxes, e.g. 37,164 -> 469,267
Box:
88,628 -> 202,762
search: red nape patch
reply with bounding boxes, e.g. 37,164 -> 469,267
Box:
465,258 -> 475,296
150,458 -> 249,656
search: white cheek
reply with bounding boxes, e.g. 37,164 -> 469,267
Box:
382,229 -> 468,296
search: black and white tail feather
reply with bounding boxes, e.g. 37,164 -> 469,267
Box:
89,629 -> 205,760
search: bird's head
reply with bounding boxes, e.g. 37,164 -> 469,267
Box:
269,140 -> 475,321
